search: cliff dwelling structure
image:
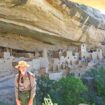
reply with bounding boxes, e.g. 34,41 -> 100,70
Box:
0,0 -> 105,104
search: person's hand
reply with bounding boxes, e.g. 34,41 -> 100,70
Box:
28,99 -> 33,105
16,99 -> 21,105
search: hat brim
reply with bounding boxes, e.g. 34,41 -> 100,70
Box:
15,64 -> 30,69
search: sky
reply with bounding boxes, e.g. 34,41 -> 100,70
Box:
70,0 -> 105,14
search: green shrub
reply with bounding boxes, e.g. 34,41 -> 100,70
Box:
51,76 -> 87,105
85,67 -> 105,96
36,76 -> 55,105
42,95 -> 57,105
94,67 -> 105,96
82,66 -> 105,105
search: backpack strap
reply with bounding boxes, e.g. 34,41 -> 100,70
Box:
17,73 -> 20,100
27,72 -> 31,99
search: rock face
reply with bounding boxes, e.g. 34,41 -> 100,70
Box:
0,0 -> 105,50
0,73 -> 15,105
0,59 -> 15,105
0,1 -> 105,105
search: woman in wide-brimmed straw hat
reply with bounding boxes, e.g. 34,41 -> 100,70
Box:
15,61 -> 36,105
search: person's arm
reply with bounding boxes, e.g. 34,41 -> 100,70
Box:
28,75 -> 36,105
15,75 -> 21,105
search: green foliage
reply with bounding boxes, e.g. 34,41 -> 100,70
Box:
91,103 -> 95,105
36,74 -> 104,105
42,95 -> 57,105
83,66 -> 105,105
51,76 -> 87,105
85,67 -> 105,92
36,76 -> 55,105
94,67 -> 105,96
36,75 -> 87,105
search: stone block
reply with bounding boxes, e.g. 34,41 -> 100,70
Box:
4,52 -> 10,59
49,72 -> 63,80
32,58 -> 41,70
53,58 -> 60,72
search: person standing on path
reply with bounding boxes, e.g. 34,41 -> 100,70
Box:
15,61 -> 36,105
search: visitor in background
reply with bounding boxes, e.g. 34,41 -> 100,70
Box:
38,67 -> 49,78
15,61 -> 36,105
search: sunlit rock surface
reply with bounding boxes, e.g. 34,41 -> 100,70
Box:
0,0 -> 105,49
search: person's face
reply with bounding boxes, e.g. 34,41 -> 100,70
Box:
18,66 -> 27,75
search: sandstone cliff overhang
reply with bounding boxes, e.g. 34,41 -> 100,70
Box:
0,0 -> 105,51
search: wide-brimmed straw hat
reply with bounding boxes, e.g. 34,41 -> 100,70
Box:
15,61 -> 30,69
